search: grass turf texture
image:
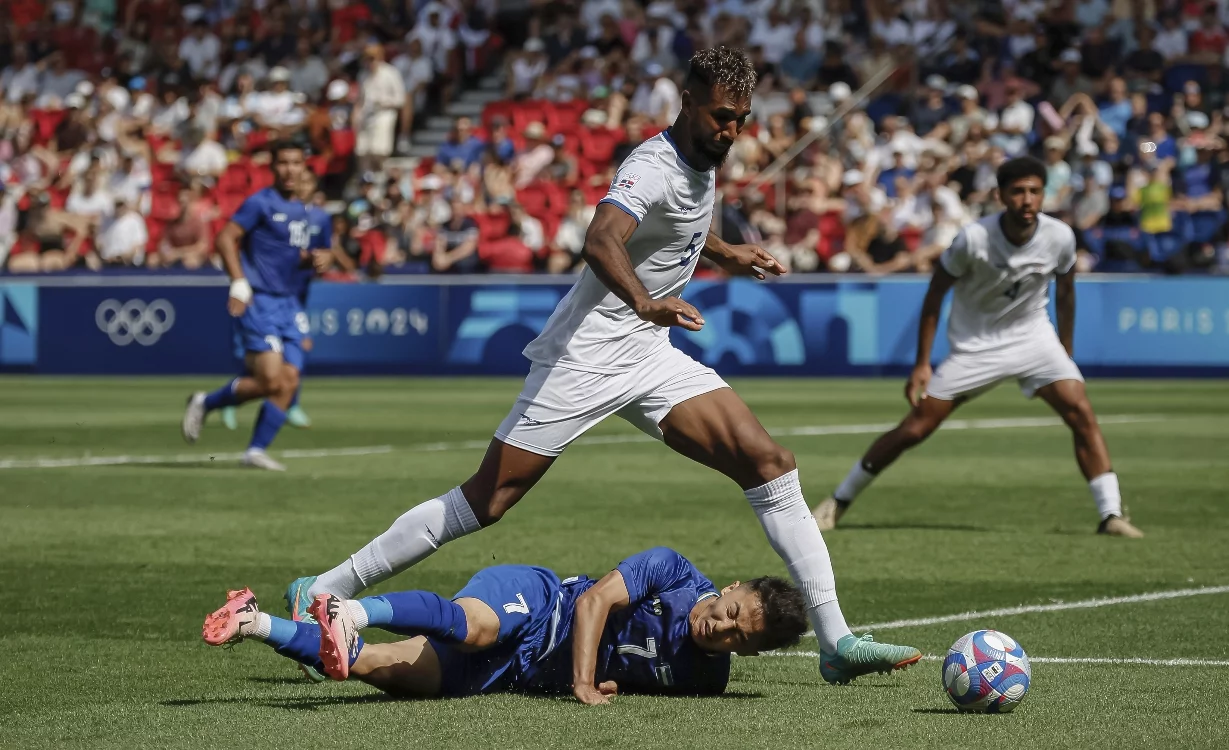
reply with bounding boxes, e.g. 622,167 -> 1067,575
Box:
1,376 -> 1228,749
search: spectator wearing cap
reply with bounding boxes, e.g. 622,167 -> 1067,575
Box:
288,38 -> 329,103
355,44 -> 406,173
508,39 -> 548,99
779,28 -> 822,88
1049,49 -> 1095,106
179,19 -> 221,82
254,67 -> 306,133
438,117 -> 487,172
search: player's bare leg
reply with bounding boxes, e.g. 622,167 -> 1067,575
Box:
183,350 -> 297,454
1035,379 -> 1143,537
816,395 -> 960,530
659,388 -> 921,683
348,637 -> 443,697
298,439 -> 556,608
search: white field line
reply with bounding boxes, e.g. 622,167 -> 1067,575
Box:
762,653 -> 1229,668
0,413 -> 1165,470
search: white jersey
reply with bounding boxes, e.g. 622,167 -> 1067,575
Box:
939,212 -> 1076,354
523,133 -> 716,373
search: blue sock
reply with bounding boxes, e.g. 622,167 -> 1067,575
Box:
203,378 -> 241,412
261,618 -> 327,674
249,401 -> 287,451
359,592 -> 470,643
289,387 -> 300,409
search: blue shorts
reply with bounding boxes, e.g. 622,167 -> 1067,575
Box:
232,293 -> 308,371
429,565 -> 570,697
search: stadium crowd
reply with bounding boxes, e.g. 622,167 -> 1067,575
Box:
2,0 -> 1229,276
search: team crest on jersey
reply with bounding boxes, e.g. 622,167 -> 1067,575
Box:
613,173 -> 640,190
650,597 -> 663,616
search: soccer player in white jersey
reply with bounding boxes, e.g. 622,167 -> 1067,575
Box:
284,47 -> 921,688
814,157 -> 1144,538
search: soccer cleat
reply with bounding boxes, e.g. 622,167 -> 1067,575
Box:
285,576 -> 327,683
220,406 -> 238,430
311,594 -> 361,681
813,496 -> 848,532
1098,514 -> 1144,538
286,405 -> 312,429
242,449 -> 286,471
819,633 -> 923,685
202,588 -> 260,646
182,392 -> 206,444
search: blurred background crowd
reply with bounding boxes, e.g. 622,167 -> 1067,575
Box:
2,0 -> 1229,277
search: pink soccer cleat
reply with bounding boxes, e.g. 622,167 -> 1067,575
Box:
202,588 -> 260,646
310,594 -> 360,681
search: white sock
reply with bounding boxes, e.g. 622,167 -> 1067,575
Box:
244,612 -> 273,640
745,469 -> 854,653
311,487 -> 481,599
834,460 -> 877,503
1089,472 -> 1122,520
345,600 -> 369,630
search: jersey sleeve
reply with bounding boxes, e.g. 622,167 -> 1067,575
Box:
311,212 -> 333,250
599,153 -> 667,225
1056,226 -> 1077,274
939,228 -> 971,278
230,191 -> 265,233
616,547 -> 715,603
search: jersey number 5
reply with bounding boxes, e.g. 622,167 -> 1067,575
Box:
1003,280 -> 1022,300
617,637 -> 658,659
678,232 -> 703,268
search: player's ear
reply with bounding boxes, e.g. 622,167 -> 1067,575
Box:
720,581 -> 740,596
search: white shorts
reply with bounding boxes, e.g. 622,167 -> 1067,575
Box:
495,346 -> 729,457
356,110 -> 397,157
927,332 -> 1084,401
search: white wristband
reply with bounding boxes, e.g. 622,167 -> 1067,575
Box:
229,278 -> 253,304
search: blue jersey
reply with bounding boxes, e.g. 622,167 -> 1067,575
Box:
231,187 -> 313,297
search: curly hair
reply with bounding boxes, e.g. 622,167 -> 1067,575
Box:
996,155 -> 1048,189
685,46 -> 757,101
744,576 -> 808,652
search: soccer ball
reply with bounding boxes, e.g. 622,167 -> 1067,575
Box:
941,630 -> 1031,713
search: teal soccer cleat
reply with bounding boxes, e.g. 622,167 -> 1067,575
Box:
285,576 -> 326,682
220,406 -> 238,431
286,405 -> 312,428
820,633 -> 922,685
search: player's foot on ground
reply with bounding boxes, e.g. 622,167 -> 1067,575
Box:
819,633 -> 922,685
242,448 -> 286,471
1098,514 -> 1144,538
813,497 -> 848,532
311,594 -> 360,681
202,588 -> 260,646
220,406 -> 238,430
287,405 -> 312,429
285,576 -> 327,683
182,393 -> 206,444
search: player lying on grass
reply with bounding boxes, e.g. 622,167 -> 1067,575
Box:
204,547 -> 817,701
814,156 -> 1143,538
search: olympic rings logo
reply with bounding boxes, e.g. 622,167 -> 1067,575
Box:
95,298 -> 177,346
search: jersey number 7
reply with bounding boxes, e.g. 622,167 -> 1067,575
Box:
617,637 -> 658,659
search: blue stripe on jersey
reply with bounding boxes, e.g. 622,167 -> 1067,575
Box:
598,197 -> 642,224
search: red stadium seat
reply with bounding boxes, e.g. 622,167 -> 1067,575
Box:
511,100 -> 548,133
308,154 -> 330,176
245,129 -> 270,152
582,183 -> 608,206
482,100 -> 516,129
515,183 -> 552,218
217,192 -> 245,219
817,211 -> 845,260
248,168 -> 274,192
480,236 -> 534,272
145,217 -> 165,250
538,214 -> 560,253
217,163 -> 251,195
579,127 -> 620,163
330,129 -> 357,157
48,186 -> 69,209
543,182 -> 570,215
149,191 -> 180,222
474,211 -> 510,241
545,101 -> 588,133
30,109 -> 66,146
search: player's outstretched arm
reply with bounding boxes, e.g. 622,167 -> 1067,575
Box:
581,203 -> 705,331
909,265 -> 958,406
1055,269 -> 1075,356
701,232 -> 785,280
215,221 -> 252,317
571,569 -> 632,706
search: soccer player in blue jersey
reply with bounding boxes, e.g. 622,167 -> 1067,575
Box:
218,170 -> 330,432
203,547 -> 811,700
181,143 -> 332,470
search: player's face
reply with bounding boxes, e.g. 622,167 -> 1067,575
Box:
1000,175 -> 1043,226
273,149 -> 306,194
686,85 -> 751,168
296,172 -> 318,202
689,583 -> 767,656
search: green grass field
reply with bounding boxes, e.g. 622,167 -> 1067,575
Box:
2,376 -> 1229,749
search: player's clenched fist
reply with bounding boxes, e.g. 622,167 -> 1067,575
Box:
635,297 -> 705,331
574,681 -> 618,705
906,363 -> 933,407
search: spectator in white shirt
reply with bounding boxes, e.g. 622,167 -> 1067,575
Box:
179,126 -> 229,178
1154,13 -> 1188,60
66,163 -> 115,228
254,67 -> 306,131
97,199 -> 148,266
393,37 -> 435,153
37,53 -> 87,108
355,44 -> 406,171
996,83 -> 1035,157
748,6 -> 795,65
178,19 -> 221,81
0,46 -> 40,104
410,8 -> 458,76
288,38 -> 330,102
645,64 -> 682,127
507,38 -> 548,98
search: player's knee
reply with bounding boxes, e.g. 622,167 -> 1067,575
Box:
1064,399 -> 1097,433
282,366 -> 300,395
898,416 -> 939,445
750,442 -> 796,484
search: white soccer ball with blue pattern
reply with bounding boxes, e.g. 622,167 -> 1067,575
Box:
942,630 -> 1031,713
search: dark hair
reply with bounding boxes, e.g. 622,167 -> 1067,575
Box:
270,139 -> 308,159
996,156 -> 1047,190
684,46 -> 757,101
745,576 -> 808,651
